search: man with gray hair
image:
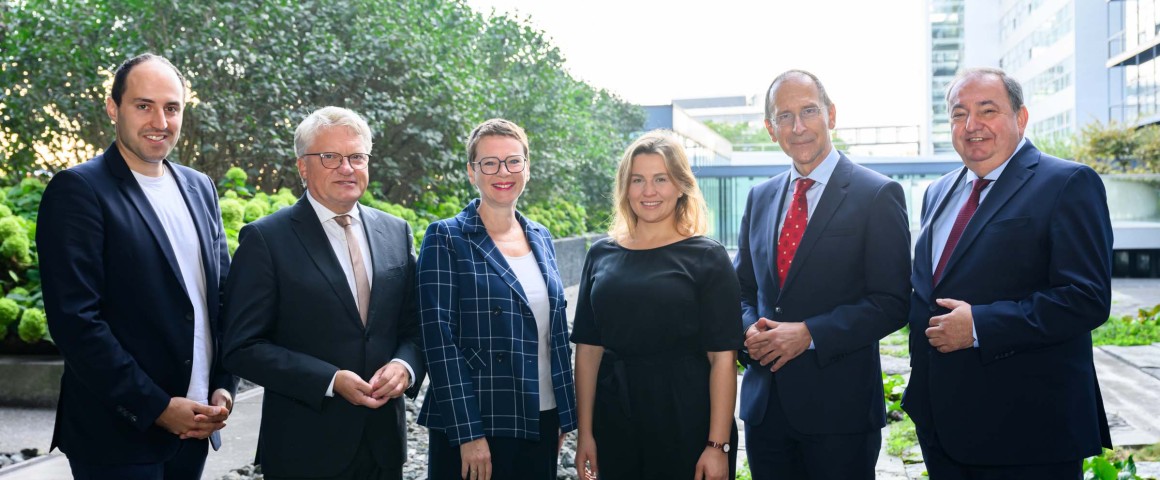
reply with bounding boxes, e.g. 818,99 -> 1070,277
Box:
222,106 -> 425,480
902,67 -> 1112,478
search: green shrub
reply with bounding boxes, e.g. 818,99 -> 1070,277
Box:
1084,448 -> 1151,480
1,235 -> 32,265
243,199 -> 269,223
0,298 -> 20,340
1093,304 -> 1160,346
0,204 -> 12,218
17,307 -> 48,344
523,200 -> 587,238
219,198 -> 245,230
0,215 -> 26,239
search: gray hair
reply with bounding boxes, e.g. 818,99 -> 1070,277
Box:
764,69 -> 833,120
945,67 -> 1025,112
293,106 -> 373,158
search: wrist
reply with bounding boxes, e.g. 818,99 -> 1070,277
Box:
705,440 -> 731,453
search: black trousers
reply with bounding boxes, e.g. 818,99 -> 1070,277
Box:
264,425 -> 402,480
916,425 -> 1082,480
68,438 -> 208,480
744,378 -> 879,480
428,409 -> 560,480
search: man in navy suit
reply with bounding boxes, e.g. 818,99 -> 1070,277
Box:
902,67 -> 1113,479
733,70 -> 911,479
37,54 -> 236,480
221,106 -> 425,480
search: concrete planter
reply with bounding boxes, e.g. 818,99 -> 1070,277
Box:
0,355 -> 62,407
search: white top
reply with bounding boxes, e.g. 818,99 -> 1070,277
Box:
304,193 -> 414,396
131,167 -> 210,405
504,251 -> 556,411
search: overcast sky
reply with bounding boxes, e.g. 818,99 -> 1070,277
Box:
464,0 -> 929,129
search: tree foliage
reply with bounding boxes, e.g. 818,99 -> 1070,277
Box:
1074,121 -> 1160,174
0,0 -> 643,217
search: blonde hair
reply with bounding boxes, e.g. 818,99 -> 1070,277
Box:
608,130 -> 708,241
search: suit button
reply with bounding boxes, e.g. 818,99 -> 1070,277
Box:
929,305 -> 937,313
774,307 -> 782,314
185,313 -> 194,322
492,307 -> 502,317
184,359 -> 192,366
496,353 -> 506,363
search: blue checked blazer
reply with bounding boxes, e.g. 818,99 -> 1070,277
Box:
417,199 -> 578,445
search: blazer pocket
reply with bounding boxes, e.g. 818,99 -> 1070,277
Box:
462,347 -> 488,370
381,264 -> 406,279
985,216 -> 1031,233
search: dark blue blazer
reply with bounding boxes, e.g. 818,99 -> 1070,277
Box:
37,143 -> 235,463
221,196 -> 425,478
901,141 -> 1113,465
417,199 -> 578,446
734,153 -> 911,435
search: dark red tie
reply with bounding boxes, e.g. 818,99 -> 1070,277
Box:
777,178 -> 815,286
933,178 -> 992,285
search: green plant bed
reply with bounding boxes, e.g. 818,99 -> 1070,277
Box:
1093,305 -> 1160,347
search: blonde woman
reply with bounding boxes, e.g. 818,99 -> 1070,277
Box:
572,131 -> 741,480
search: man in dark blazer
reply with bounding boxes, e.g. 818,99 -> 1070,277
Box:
902,67 -> 1113,479
221,106 -> 425,480
733,70 -> 911,480
37,54 -> 236,479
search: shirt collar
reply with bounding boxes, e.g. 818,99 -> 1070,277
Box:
789,146 -> 839,186
305,190 -> 362,225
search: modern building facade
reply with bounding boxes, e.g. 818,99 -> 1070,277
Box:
1107,0 -> 1160,127
924,0 -> 1109,153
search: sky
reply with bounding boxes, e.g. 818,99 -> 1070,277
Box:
464,0 -> 928,129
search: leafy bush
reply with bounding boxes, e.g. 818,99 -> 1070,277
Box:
1093,305 -> 1160,347
883,373 -> 907,421
885,415 -> 917,457
17,307 -> 48,344
523,201 -> 587,239
0,298 -> 21,341
1084,449 -> 1153,480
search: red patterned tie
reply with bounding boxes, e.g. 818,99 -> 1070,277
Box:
777,178 -> 816,286
933,179 -> 992,285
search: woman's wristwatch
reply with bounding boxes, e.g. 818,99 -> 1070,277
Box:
706,440 -> 731,453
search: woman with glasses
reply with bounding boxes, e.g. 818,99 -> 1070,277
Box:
572,131 -> 741,480
417,118 -> 577,480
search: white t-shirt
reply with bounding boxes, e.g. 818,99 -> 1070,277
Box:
504,252 -> 556,411
132,167 -> 211,405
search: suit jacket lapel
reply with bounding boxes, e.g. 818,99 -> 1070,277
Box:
937,144 -> 1037,285
780,155 -> 851,296
914,167 -> 968,298
460,200 -> 530,306
104,144 -> 189,299
762,173 -> 791,296
290,196 -> 362,328
360,205 -> 393,328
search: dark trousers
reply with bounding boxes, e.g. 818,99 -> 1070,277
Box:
916,425 -> 1082,480
428,409 -> 560,480
264,425 -> 402,480
68,438 -> 208,480
744,379 -> 879,480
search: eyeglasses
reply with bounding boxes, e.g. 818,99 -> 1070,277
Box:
471,155 -> 526,175
773,106 -> 823,128
301,152 -> 372,170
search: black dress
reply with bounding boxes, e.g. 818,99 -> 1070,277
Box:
571,236 -> 742,479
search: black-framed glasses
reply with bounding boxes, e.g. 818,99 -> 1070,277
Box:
471,155 -> 526,175
773,106 -> 823,128
302,152 -> 372,170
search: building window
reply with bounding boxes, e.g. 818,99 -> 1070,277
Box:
999,5 -> 1072,72
1026,57 -> 1073,102
1030,109 -> 1073,139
